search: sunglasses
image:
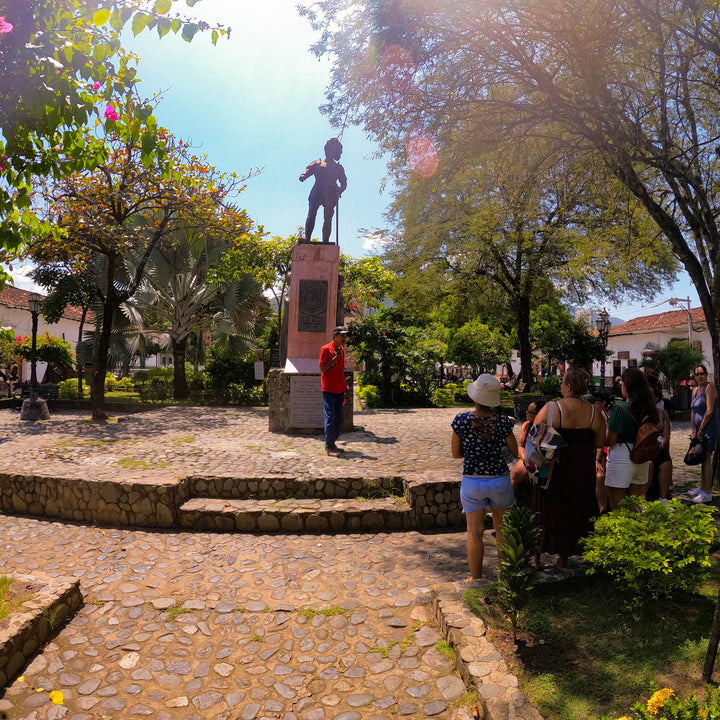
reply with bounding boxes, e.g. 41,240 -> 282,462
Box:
695,371 -> 707,376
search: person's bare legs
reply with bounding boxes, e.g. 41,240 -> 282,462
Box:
595,469 -> 608,513
491,507 -> 507,552
607,486 -> 629,510
658,460 -> 673,499
465,508 -> 488,579
629,481 -> 648,498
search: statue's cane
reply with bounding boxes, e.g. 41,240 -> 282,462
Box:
335,196 -> 340,246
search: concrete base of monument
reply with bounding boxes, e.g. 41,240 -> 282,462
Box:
268,368 -> 353,434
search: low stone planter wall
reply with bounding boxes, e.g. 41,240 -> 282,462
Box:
0,471 -> 464,532
0,574 -> 82,691
432,584 -> 542,720
406,472 -> 464,530
0,474 -> 184,528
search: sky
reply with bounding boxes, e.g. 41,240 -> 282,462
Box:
7,0 -> 703,325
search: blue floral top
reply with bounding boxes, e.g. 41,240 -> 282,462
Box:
451,412 -> 515,476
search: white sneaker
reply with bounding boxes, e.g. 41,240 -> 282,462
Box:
687,487 -> 702,497
692,491 -> 713,504
659,498 -> 669,504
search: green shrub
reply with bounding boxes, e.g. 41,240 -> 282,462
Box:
136,376 -> 173,403
205,351 -> 255,393
357,384 -> 381,408
115,377 -> 134,390
582,497 -> 717,606
58,378 -> 85,399
494,505 -> 541,640
104,374 -> 116,392
535,375 -> 562,396
431,387 -> 455,407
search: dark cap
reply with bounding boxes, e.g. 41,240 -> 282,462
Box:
333,326 -> 349,335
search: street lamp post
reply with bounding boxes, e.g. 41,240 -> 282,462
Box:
19,292 -> 50,421
595,308 -> 612,389
669,296 -> 693,345
28,292 -> 41,392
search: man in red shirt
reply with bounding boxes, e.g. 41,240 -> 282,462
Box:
319,326 -> 349,456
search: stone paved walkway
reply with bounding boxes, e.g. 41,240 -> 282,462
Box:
0,405 -> 708,720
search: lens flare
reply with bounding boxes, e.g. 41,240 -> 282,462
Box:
407,132 -> 439,178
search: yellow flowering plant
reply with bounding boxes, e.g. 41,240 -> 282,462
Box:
606,686 -> 720,720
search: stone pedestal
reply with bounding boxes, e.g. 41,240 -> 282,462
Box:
269,242 -> 353,434
268,369 -> 353,434
20,396 -> 50,421
284,242 -> 341,373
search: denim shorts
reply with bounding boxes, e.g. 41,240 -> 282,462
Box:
460,474 -> 515,513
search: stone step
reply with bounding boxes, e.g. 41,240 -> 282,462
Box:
185,474 -> 405,501
177,496 -> 413,534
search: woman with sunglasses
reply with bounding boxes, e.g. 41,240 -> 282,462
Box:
689,365 -> 718,504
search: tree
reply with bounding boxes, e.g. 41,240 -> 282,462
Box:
640,340 -> 704,400
12,122 -> 253,419
134,224 -> 268,399
0,0 -> 226,251
306,0 -> 720,456
531,304 -> 609,375
446,319 -> 513,375
213,234 -> 295,343
339,254 -> 394,318
383,137 -> 674,383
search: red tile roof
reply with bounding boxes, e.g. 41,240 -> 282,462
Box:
609,307 -> 706,335
0,286 -> 89,323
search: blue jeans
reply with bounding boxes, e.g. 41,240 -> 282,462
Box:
323,391 -> 344,448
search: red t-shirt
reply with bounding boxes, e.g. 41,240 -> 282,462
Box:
319,341 -> 346,393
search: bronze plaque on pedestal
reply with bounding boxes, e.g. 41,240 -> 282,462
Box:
298,279 -> 327,332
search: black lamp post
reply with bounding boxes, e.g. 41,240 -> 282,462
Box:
19,292 -> 50,421
28,292 -> 42,392
595,308 -> 612,389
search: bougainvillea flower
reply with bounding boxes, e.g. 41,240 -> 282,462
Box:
0,17 -> 13,33
0,156 -> 7,171
93,81 -> 101,91
104,104 -> 119,121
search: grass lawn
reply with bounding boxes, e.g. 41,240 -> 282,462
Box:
464,560 -> 720,720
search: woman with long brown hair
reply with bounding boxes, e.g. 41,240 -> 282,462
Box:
689,364 -> 718,504
604,367 -> 659,509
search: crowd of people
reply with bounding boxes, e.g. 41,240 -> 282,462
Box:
450,365 -> 717,580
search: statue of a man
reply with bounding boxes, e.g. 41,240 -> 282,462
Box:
299,137 -> 348,243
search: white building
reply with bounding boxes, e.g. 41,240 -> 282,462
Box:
602,307 -> 710,381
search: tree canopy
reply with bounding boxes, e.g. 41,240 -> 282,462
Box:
304,0 -> 720,385
0,0 -> 226,253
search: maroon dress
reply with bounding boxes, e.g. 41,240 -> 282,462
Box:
531,405 -> 598,558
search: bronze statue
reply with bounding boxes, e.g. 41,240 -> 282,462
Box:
300,138 -> 347,243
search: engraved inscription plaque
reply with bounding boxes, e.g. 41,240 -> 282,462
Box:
290,375 -> 324,427
298,279 -> 327,333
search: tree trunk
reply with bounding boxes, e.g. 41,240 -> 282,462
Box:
91,298 -> 115,421
76,307 -> 87,396
516,296 -> 534,386
172,337 -> 188,400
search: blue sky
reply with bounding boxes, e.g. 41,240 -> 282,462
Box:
9,0 -> 702,323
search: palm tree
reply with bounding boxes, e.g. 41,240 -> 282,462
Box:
133,227 -> 268,399
640,340 -> 704,400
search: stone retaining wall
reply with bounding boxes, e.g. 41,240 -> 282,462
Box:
433,584 -> 542,720
0,575 -> 82,691
0,471 -> 464,532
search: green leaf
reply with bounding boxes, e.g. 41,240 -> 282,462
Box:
141,132 -> 157,159
157,18 -> 172,39
181,22 -> 198,42
131,12 -> 150,36
186,0 -> 201,5
154,0 -> 173,14
93,8 -> 111,26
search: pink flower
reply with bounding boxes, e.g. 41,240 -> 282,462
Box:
93,81 -> 101,91
104,104 -> 119,121
0,156 -> 7,171
0,17 -> 13,33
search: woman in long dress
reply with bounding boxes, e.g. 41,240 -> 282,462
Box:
531,366 -> 606,569
689,364 -> 718,504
